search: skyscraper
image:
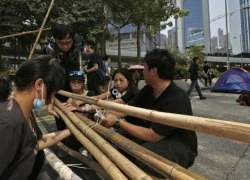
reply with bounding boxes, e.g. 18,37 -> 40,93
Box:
240,0 -> 250,53
183,0 -> 204,48
176,0 -> 210,52
228,0 -> 250,54
217,28 -> 224,49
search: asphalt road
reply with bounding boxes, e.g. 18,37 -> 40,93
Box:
37,89 -> 250,180
189,89 -> 250,180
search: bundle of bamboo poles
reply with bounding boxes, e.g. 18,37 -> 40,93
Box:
54,96 -> 207,179
58,90 -> 250,144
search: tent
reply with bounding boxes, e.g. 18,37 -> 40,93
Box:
212,67 -> 250,93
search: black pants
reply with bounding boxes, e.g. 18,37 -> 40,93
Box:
87,73 -> 101,95
136,139 -> 197,178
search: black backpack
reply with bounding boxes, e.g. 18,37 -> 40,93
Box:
236,92 -> 250,106
96,57 -> 106,82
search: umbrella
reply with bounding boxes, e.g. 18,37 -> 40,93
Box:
128,64 -> 144,70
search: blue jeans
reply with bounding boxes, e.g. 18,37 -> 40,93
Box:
187,79 -> 204,98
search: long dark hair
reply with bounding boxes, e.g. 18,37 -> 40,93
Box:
112,68 -> 139,94
14,55 -> 66,102
0,76 -> 11,102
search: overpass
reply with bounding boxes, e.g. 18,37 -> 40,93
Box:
107,49 -> 250,65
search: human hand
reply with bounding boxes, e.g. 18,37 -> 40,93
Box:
47,104 -> 59,118
62,102 -> 82,112
100,114 -> 116,128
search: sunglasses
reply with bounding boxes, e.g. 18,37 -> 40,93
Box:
69,71 -> 83,77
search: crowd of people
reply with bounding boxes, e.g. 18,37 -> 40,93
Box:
0,17 -> 203,179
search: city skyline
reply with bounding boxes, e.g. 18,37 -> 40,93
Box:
162,0 -> 227,38
209,0 -> 226,37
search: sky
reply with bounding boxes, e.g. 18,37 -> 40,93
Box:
161,0 -> 227,38
209,0 -> 226,37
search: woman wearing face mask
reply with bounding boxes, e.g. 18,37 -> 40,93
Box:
0,55 -> 71,180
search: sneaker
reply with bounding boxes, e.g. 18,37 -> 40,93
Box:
200,97 -> 207,100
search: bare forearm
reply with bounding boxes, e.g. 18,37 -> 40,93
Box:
38,129 -> 71,150
96,92 -> 110,100
86,64 -> 98,73
120,121 -> 163,142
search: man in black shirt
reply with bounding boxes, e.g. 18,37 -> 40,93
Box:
101,49 -> 198,177
187,57 -> 207,99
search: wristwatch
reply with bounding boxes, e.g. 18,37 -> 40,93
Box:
113,117 -> 121,129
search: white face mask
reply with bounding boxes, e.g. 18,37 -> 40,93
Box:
33,84 -> 45,110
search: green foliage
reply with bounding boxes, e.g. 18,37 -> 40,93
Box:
174,64 -> 189,79
184,46 -> 206,64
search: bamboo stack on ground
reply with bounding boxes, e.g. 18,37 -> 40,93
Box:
55,99 -> 153,180
54,106 -> 127,180
57,142 -> 111,180
75,112 -> 205,180
58,90 -> 250,144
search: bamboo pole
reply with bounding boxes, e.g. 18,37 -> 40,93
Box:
54,106 -> 127,180
58,90 -> 250,144
76,112 -> 205,180
0,28 -> 51,40
44,149 -> 82,180
55,99 -> 152,180
28,0 -> 56,59
57,142 -> 111,180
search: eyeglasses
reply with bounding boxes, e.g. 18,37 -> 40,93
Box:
56,39 -> 73,47
69,71 -> 83,77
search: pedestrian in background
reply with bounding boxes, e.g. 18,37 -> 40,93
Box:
203,61 -> 210,87
187,57 -> 207,99
84,41 -> 101,95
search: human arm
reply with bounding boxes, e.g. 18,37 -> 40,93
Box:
85,63 -> 98,73
94,91 -> 111,100
112,98 -> 125,104
198,70 -> 208,77
47,96 -> 59,118
101,114 -> 164,142
38,129 -> 71,150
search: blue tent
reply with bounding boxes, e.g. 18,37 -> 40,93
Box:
212,67 -> 250,93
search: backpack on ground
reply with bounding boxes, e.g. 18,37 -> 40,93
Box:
236,92 -> 250,106
96,56 -> 106,82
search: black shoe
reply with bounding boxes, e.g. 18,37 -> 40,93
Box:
200,97 -> 207,100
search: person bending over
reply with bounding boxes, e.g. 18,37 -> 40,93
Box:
0,55 -> 71,180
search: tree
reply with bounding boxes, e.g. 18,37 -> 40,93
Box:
103,0 -> 134,68
129,0 -> 189,64
0,0 -> 105,58
185,46 -> 206,64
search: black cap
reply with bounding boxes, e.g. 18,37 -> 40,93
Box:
69,71 -> 85,82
